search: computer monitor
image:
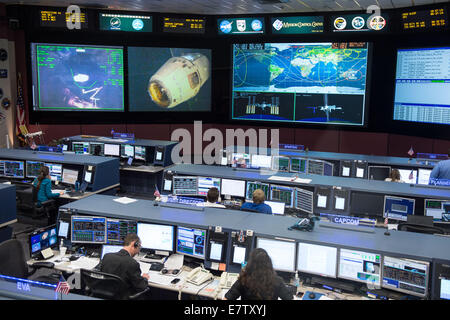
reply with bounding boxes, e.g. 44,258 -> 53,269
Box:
297,243 -> 337,278
424,199 -> 450,222
197,177 -> 221,196
270,184 -> 294,208
290,157 -> 307,173
134,146 -> 146,161
89,143 -> 105,156
173,176 -> 198,196
350,192 -> 385,217
264,200 -> 285,215
106,218 -> 138,245
71,216 -> 107,244
431,260 -> 450,300
417,168 -> 432,185
398,169 -> 417,184
384,196 -> 415,221
231,153 -> 250,168
2,160 -> 24,178
256,237 -> 296,272
137,222 -> 174,252
338,248 -> 381,286
72,142 -> 90,154
272,156 -> 290,172
101,245 -> 123,259
29,225 -> 58,259
26,161 -> 44,178
368,166 -> 391,181
104,144 -> 120,156
250,154 -> 272,169
221,179 -> 246,198
45,163 -> 62,182
382,256 -> 429,298
176,226 -> 207,259
120,144 -> 135,158
62,168 -> 79,185
245,181 -> 270,200
308,159 -> 325,175
295,188 -> 314,214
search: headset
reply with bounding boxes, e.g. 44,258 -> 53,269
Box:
134,239 -> 141,248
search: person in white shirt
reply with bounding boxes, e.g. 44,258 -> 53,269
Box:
204,187 -> 226,208
384,168 -> 404,183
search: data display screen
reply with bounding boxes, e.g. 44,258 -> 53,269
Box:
401,7 -> 447,30
39,8 -> 88,29
99,13 -> 152,32
163,17 -> 205,34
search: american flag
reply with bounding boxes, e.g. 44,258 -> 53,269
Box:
154,184 -> 161,198
407,146 -> 414,157
55,276 -> 70,295
15,72 -> 27,144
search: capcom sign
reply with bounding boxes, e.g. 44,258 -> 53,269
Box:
320,213 -> 376,227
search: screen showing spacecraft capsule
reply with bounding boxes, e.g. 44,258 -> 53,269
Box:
128,47 -> 212,112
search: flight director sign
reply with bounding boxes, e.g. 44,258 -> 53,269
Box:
271,16 -> 324,34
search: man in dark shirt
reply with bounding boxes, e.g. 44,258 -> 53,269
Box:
100,233 -> 149,296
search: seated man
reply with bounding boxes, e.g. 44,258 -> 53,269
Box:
240,189 -> 272,214
99,233 -> 149,297
204,187 -> 226,208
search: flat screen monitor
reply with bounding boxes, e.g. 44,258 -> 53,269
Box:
176,226 -> 207,259
221,179 -> 246,198
368,166 -> 391,181
2,160 -> 24,178
256,237 -> 296,272
245,181 -> 270,200
57,220 -> 69,238
29,225 -> 58,258
62,168 -> 79,185
128,47 -> 211,112
134,146 -> 146,161
45,163 -> 62,182
398,169 -> 417,184
137,222 -> 174,252
120,144 -> 134,158
393,47 -> 450,126
418,168 -> 432,185
272,156 -> 290,171
382,256 -> 429,297
173,176 -> 198,196
290,158 -> 307,173
197,177 -> 221,196
384,196 -> 415,221
231,42 -> 370,126
424,199 -> 450,222
89,143 -> 105,156
250,154 -> 272,169
71,216 -> 107,244
338,248 -> 381,286
350,192 -> 385,217
101,245 -> 123,259
30,43 -> 125,112
104,144 -> 120,156
231,153 -> 250,168
106,218 -> 138,245
297,243 -> 337,278
270,184 -> 294,207
232,245 -> 247,265
265,200 -> 285,215
26,161 -> 44,178
72,142 -> 90,154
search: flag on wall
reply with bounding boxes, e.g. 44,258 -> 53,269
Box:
407,146 -> 414,157
154,184 -> 161,198
15,72 -> 27,145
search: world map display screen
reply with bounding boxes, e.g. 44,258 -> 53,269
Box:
231,42 -> 371,126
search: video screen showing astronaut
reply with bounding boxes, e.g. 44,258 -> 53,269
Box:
31,43 -> 124,112
128,47 -> 211,112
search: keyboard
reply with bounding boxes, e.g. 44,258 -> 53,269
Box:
67,191 -> 83,197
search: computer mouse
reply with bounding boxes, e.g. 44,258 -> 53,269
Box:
161,268 -> 168,274
309,292 -> 316,299
172,269 -> 179,275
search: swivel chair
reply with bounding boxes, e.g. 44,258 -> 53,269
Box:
16,184 -> 56,223
0,239 -> 60,284
80,269 -> 150,300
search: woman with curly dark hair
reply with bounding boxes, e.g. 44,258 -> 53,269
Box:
224,248 -> 293,300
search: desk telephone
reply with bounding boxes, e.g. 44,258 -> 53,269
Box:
219,272 -> 239,289
186,267 -> 213,286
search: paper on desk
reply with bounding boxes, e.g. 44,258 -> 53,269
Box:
148,273 -> 176,286
113,197 -> 137,204
164,254 -> 184,270
319,295 -> 334,300
138,261 -> 151,274
268,176 -> 311,184
69,257 -> 100,270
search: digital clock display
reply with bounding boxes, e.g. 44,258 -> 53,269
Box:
401,7 -> 447,30
163,17 -> 205,34
40,9 -> 88,29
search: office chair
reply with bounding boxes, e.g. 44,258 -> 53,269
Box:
16,184 -> 56,222
240,207 -> 262,213
0,239 -> 60,284
397,223 -> 446,235
80,269 -> 150,300
406,215 -> 434,227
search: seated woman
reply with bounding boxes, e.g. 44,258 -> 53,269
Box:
224,248 -> 293,300
385,168 -> 404,183
240,189 -> 272,214
33,166 -> 62,205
